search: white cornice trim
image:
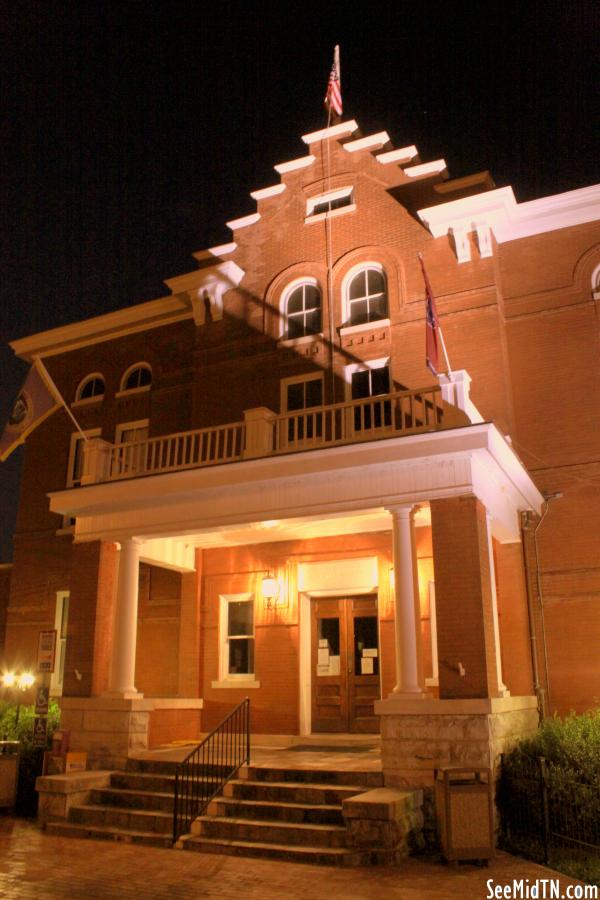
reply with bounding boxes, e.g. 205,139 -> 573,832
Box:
10,296 -> 191,361
250,183 -> 287,201
193,242 -> 237,261
418,183 -> 600,244
226,212 -> 261,231
301,120 -> 359,145
274,155 -> 315,175
376,145 -> 419,165
343,131 -> 390,153
405,159 -> 448,179
164,259 -> 245,294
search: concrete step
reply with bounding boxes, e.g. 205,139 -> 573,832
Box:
244,767 -> 383,789
195,815 -> 347,848
110,771 -> 176,794
46,820 -> 173,849
90,787 -> 174,813
180,834 -> 368,866
225,779 -> 364,806
70,803 -> 173,835
126,757 -> 234,778
211,796 -> 344,825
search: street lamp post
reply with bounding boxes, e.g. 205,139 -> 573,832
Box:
1,672 -> 36,727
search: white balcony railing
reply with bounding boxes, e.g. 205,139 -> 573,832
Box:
81,382 -> 470,485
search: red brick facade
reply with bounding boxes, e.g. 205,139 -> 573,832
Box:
3,120 -> 600,739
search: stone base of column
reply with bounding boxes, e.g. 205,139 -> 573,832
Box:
59,697 -> 204,770
101,690 -> 145,700
388,689 -> 430,701
375,695 -> 538,789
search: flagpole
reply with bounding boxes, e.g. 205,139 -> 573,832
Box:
323,45 -> 340,405
34,356 -> 88,439
438,328 -> 452,376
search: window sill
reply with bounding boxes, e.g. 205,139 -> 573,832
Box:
72,396 -> 104,408
339,318 -> 390,337
211,679 -> 261,690
304,203 -> 356,225
115,386 -> 151,399
278,333 -> 323,349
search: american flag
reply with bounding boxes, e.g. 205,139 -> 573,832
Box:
418,253 -> 441,375
324,45 -> 342,118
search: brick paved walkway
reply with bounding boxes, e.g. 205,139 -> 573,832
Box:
0,817 -> 584,899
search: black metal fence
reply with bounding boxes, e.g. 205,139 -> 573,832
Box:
172,698 -> 250,843
498,754 -> 600,868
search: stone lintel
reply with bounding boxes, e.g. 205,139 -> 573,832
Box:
375,695 -> 537,717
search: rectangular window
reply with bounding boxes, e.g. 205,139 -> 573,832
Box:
66,429 -> 102,488
306,187 -> 354,220
50,591 -> 69,696
351,365 -> 391,430
219,593 -> 255,679
115,419 -> 149,476
282,375 -> 324,444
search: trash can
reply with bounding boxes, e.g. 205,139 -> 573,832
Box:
435,766 -> 494,863
0,741 -> 20,811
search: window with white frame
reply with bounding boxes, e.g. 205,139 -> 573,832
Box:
306,186 -> 354,219
120,363 -> 152,393
74,373 -> 105,404
114,419 -> 149,476
219,593 -> 255,679
592,264 -> 600,300
281,373 -> 324,443
346,266 -> 388,326
347,359 -> 392,431
283,281 -> 321,340
66,428 -> 101,488
50,591 -> 70,696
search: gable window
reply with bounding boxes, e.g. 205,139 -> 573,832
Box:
348,360 -> 392,431
120,363 -> 152,394
347,267 -> 388,326
75,374 -> 105,404
306,187 -> 354,222
284,281 -> 321,340
281,374 -> 324,444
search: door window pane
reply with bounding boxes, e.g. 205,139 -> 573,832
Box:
354,616 -> 379,676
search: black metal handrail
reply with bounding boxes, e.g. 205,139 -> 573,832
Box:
172,698 -> 250,843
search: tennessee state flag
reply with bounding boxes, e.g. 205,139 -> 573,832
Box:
418,253 -> 441,375
0,360 -> 60,461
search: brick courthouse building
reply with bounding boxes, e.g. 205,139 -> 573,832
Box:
2,119 -> 600,782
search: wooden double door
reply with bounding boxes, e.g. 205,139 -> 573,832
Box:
311,596 -> 380,733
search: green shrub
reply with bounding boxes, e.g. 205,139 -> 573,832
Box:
0,699 -> 61,816
503,709 -> 600,785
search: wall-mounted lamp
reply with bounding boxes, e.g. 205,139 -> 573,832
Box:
1,670 -> 36,725
261,572 -> 280,609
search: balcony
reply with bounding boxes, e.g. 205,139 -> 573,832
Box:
81,376 -> 475,486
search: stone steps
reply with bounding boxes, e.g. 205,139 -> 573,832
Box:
90,787 -> 174,812
70,802 -> 173,834
180,834 -> 371,866
212,796 -> 344,825
224,778 -> 365,806
45,820 -> 173,849
193,814 -> 348,848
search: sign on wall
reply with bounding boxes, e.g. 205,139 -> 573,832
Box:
37,630 -> 57,673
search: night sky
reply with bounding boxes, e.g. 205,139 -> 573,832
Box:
1,1 -> 599,562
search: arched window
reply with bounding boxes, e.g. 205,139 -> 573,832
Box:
75,374 -> 105,403
120,363 -> 152,393
346,266 -> 388,326
592,264 -> 600,299
283,281 -> 321,339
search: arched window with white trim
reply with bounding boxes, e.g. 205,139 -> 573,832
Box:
592,264 -> 600,299
74,373 -> 105,403
120,363 -> 152,393
345,265 -> 388,326
282,280 -> 321,340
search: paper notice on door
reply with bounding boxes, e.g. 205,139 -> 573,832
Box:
361,657 -> 374,675
318,648 -> 330,666
329,655 -> 340,675
317,665 -> 330,676
363,648 -> 378,658
318,639 -> 329,648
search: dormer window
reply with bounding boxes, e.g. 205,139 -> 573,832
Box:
282,280 -> 322,340
119,363 -> 152,394
306,187 -> 354,222
74,374 -> 105,404
347,266 -> 388,326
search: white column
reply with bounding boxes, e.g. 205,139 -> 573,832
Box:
107,538 -> 142,697
388,505 -> 427,698
486,514 -> 509,697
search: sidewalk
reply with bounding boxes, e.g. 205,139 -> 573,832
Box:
0,817 -> 584,900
